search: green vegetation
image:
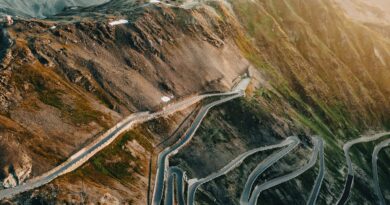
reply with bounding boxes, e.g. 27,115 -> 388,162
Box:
347,136 -> 390,202
253,87 -> 273,101
38,89 -> 64,108
12,63 -> 107,127
217,2 -> 370,194
64,98 -> 104,126
74,128 -> 153,184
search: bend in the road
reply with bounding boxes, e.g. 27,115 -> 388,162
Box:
152,84 -> 248,205
239,137 -> 300,205
372,138 -> 390,205
165,167 -> 186,205
187,136 -> 299,205
337,132 -> 390,205
0,78 -> 250,201
248,137 -> 322,205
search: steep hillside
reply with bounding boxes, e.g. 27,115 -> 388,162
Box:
0,0 -> 389,204
0,2 -> 251,204
227,0 -> 390,203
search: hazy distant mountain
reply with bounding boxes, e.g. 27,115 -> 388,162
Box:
335,0 -> 390,25
0,0 -> 109,18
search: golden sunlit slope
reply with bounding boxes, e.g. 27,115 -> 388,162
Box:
230,0 -> 390,132
224,0 -> 390,203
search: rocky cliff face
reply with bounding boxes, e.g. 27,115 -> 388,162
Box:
0,135 -> 32,189
0,0 -> 389,204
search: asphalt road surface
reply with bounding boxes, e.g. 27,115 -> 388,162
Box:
187,137 -> 300,205
248,137 -> 322,205
152,78 -> 250,205
152,92 -> 244,205
239,137 -> 300,205
337,132 -> 390,205
0,78 -> 250,200
307,136 -> 325,205
372,138 -> 390,205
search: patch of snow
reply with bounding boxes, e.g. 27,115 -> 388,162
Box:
150,0 -> 161,3
161,96 -> 171,102
108,19 -> 128,26
50,26 -> 56,30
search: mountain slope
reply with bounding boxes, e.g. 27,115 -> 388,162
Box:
0,0 -> 389,204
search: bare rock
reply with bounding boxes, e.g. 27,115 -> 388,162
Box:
99,193 -> 120,205
0,135 -> 32,189
124,139 -> 146,160
2,175 -> 17,188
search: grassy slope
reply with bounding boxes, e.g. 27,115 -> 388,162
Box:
221,0 -> 390,204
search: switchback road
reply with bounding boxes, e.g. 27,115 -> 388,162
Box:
152,78 -> 250,205
248,137 -> 323,205
0,78 -> 250,200
239,137 -> 300,205
337,132 -> 390,205
187,136 -> 300,205
372,138 -> 390,205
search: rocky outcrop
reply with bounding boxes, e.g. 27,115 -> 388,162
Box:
0,135 -> 32,189
124,139 -> 147,160
99,193 -> 120,205
2,175 -> 16,188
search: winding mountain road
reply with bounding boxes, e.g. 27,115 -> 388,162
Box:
0,78 -> 249,200
372,138 -> 390,205
151,78 -> 250,205
337,132 -> 390,205
187,136 -> 300,205
239,137 -> 300,205
165,167 -> 186,205
0,112 -> 149,200
152,94 -> 243,204
152,77 -> 327,205
307,137 -> 325,205
248,137 -> 323,205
